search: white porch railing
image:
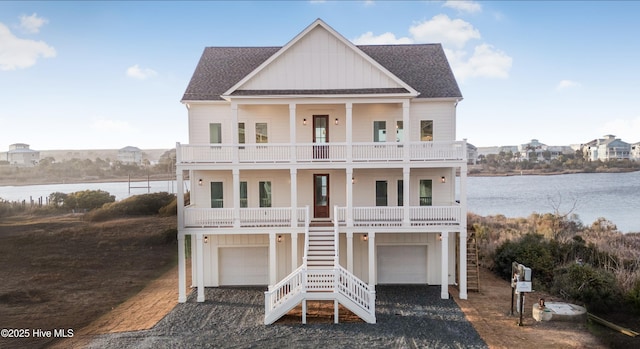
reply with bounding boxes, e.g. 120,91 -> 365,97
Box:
183,206 -> 308,228
177,141 -> 465,164
183,205 -> 461,229
264,267 -> 376,325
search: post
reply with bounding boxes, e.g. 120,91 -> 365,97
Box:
518,292 -> 525,326
441,231 -> 449,299
178,233 -> 187,303
196,235 -> 205,302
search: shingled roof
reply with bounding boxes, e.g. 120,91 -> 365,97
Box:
181,43 -> 462,101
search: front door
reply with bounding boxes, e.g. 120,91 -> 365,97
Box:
313,174 -> 330,218
313,115 -> 329,159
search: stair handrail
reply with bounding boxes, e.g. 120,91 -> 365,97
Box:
302,205 -> 310,267
335,265 -> 376,319
333,205 -> 340,265
264,265 -> 305,314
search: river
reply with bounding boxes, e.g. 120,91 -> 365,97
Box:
1,172 -> 638,233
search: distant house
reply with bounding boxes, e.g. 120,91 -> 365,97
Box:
631,142 -> 640,161
3,143 -> 40,167
586,135 -> 630,161
466,141 -> 478,165
517,139 -> 573,162
176,19 -> 470,325
117,146 -> 142,165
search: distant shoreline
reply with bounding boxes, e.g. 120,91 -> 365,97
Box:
1,168 -> 638,187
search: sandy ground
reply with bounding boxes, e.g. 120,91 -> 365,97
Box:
54,266 -> 611,349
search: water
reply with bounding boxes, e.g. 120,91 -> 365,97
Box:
466,171 -> 640,233
1,172 -> 638,232
0,180 -> 180,202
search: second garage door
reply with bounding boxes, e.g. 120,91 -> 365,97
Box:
219,247 -> 269,286
377,245 -> 428,284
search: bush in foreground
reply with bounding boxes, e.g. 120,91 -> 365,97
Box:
85,192 -> 176,221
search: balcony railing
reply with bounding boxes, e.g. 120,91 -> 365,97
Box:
177,141 -> 465,164
183,205 -> 462,229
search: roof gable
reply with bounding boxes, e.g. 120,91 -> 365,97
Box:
225,19 -> 416,97
182,19 -> 461,101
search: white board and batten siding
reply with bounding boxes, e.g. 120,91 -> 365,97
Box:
409,101 -> 457,142
240,26 -> 402,91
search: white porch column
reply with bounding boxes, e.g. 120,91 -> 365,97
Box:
459,161 -> 468,300
290,168 -> 298,227
403,167 -> 410,225
291,232 -> 299,269
178,233 -> 187,302
269,233 -> 277,286
231,103 -> 239,163
289,103 -> 297,162
346,102 -> 353,162
459,228 -> 468,299
233,168 -> 240,228
402,101 -> 410,161
346,167 -> 353,227
440,231 -> 449,299
368,232 -> 376,286
346,231 -> 354,273
177,168 -> 187,302
196,235 -> 205,302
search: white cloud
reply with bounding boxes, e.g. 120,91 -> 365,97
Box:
556,79 -> 582,91
442,0 -> 482,14
90,118 -> 134,133
352,31 -> 413,45
409,14 -> 480,49
447,44 -> 512,81
126,64 -> 158,79
600,117 -> 640,143
0,22 -> 56,71
19,13 -> 48,34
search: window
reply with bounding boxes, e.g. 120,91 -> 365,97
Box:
239,181 -> 247,208
397,180 -> 403,206
419,179 -> 432,206
396,121 -> 404,142
374,121 -> 386,142
210,182 -> 223,208
256,123 -> 268,143
420,120 -> 433,141
259,181 -> 271,207
238,123 -> 245,144
209,123 -> 222,144
376,180 -> 388,206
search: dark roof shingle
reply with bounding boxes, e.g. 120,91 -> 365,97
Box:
182,44 -> 461,101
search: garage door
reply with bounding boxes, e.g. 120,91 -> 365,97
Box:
219,247 -> 268,286
377,245 -> 428,284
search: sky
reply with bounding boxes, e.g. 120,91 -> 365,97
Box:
1,1 -> 640,151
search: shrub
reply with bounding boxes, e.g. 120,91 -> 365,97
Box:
63,190 -> 115,211
551,263 -> 620,312
625,279 -> 640,314
85,192 -> 175,221
493,233 -> 556,289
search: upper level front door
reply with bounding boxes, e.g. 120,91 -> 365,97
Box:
313,115 -> 329,159
314,174 -> 330,218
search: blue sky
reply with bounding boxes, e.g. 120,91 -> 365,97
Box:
1,1 -> 640,150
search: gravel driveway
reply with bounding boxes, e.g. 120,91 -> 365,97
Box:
86,285 -> 487,348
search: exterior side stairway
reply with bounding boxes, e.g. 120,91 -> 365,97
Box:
467,230 -> 480,292
264,215 -> 376,325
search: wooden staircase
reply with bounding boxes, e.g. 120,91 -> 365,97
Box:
306,224 -> 336,270
467,230 -> 480,292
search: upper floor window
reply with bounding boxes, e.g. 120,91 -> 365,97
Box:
210,182 -> 223,208
256,123 -> 268,143
374,121 -> 386,142
419,179 -> 432,206
259,181 -> 272,207
420,120 -> 433,141
239,181 -> 247,208
238,123 -> 245,144
209,123 -> 222,144
376,180 -> 388,206
396,121 -> 404,142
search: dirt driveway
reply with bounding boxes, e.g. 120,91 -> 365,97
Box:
56,266 -> 609,349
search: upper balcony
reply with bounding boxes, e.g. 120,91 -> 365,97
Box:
176,141 -> 466,165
